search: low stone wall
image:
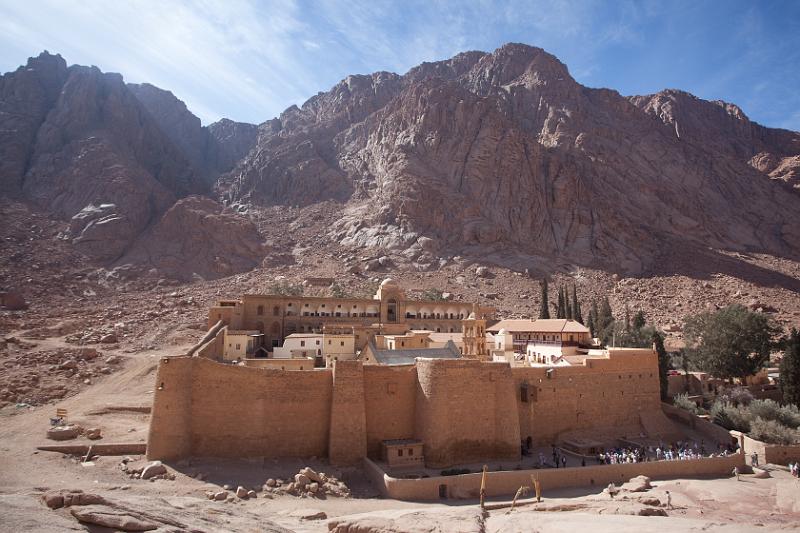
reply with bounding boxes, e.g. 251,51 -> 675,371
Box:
365,454 -> 745,501
734,432 -> 800,466
195,326 -> 225,360
37,443 -> 147,455
661,403 -> 735,444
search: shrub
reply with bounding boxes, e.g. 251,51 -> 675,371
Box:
673,393 -> 701,415
778,404 -> 800,429
748,417 -> 800,445
748,399 -> 782,423
717,387 -> 754,406
710,401 -> 750,432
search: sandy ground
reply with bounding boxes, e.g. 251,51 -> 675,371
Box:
1,336 -> 800,532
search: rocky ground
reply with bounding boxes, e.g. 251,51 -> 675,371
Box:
2,187 -> 800,532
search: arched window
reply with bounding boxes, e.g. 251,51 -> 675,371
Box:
273,306 -> 280,316
271,322 -> 280,335
387,299 -> 398,323
257,305 -> 264,315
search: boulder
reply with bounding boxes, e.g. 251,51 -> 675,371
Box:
620,475 -> 652,492
47,425 -> 79,441
213,491 -> 228,501
100,333 -> 118,344
290,508 -> 328,520
70,506 -> 158,531
265,478 -> 277,487
85,427 -> 102,440
475,266 -> 491,278
299,467 -> 324,483
105,355 -> 121,364
236,486 -> 248,499
140,461 -> 167,480
42,489 -> 106,509
294,473 -> 311,488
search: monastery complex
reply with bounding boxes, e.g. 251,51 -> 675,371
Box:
147,279 -> 743,496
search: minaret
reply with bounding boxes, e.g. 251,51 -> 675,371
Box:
462,311 -> 488,361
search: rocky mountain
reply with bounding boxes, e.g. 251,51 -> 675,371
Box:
127,83 -> 257,180
0,52 -> 263,275
220,43 -> 800,275
2,45 -> 800,285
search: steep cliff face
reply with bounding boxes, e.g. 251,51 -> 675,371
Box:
128,83 -> 258,180
0,52 -> 262,274
222,43 -> 800,273
0,52 -> 69,192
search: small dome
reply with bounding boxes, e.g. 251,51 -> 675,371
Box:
498,328 -> 508,335
467,312 -> 476,320
380,278 -> 398,288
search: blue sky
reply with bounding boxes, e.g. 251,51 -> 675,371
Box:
1,0 -> 798,131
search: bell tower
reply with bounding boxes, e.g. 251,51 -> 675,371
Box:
462,310 -> 488,360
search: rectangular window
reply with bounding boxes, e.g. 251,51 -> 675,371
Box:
398,449 -> 403,457
409,448 -> 414,456
300,341 -> 305,347
236,344 -> 241,350
340,341 -> 344,346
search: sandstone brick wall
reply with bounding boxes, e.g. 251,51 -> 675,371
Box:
147,357 -> 195,460
149,350 -> 675,469
415,359 -> 520,468
147,357 -> 333,460
367,453 -> 745,501
329,360 -> 367,465
513,351 -> 663,446
363,365 -> 418,458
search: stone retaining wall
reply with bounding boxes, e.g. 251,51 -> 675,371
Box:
365,453 -> 745,501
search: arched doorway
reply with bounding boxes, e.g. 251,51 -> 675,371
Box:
387,299 -> 398,322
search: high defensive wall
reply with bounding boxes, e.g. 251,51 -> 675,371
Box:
147,349 -> 669,468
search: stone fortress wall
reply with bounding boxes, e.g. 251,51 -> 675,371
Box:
147,349 -> 671,468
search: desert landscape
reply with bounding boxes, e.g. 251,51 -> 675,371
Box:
2,3 -> 800,531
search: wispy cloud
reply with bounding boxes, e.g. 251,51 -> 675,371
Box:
0,0 -> 797,131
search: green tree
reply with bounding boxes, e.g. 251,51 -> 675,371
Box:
565,285 -> 573,320
780,328 -> 800,406
556,287 -> 565,319
684,304 -> 779,382
572,284 -> 583,324
589,300 -> 599,338
633,310 -> 646,331
539,279 -> 550,319
596,297 -> 615,343
653,331 -> 671,401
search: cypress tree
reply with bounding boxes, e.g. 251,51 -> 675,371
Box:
565,285 -> 573,320
594,296 -> 614,342
572,284 -> 583,324
538,279 -> 550,319
589,300 -> 600,338
653,331 -> 671,401
623,304 -> 631,332
556,287 -> 565,319
780,328 -> 800,406
633,310 -> 646,331
587,308 -> 596,337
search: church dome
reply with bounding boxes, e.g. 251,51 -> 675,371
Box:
380,278 -> 398,288
467,312 -> 476,320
